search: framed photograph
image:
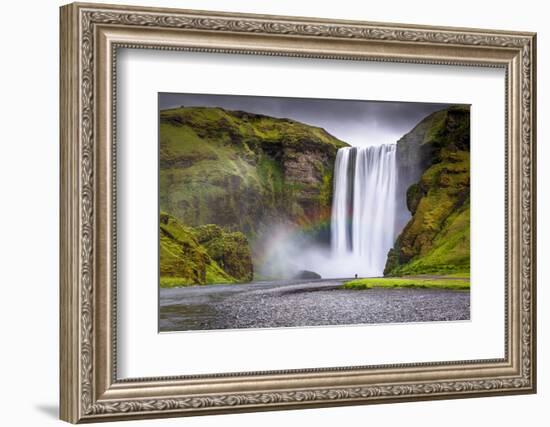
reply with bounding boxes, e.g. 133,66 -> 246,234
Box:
60,2 -> 537,423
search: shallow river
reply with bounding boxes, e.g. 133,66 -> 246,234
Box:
159,279 -> 470,332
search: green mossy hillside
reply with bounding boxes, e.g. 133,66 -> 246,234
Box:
385,106 -> 470,276
160,106 -> 348,239
159,212 -> 253,287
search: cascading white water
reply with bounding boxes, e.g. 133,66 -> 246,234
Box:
331,145 -> 397,277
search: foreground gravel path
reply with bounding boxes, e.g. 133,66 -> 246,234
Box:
159,279 -> 470,331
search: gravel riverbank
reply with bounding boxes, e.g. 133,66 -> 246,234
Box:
159,279 -> 470,331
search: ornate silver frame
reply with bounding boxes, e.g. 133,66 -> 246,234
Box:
60,2 -> 536,423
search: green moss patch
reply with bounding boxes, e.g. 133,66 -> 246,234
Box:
343,275 -> 470,290
159,212 -> 253,288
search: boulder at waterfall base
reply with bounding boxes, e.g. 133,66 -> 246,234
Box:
293,270 -> 322,280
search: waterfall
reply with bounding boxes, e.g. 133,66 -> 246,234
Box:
331,145 -> 397,277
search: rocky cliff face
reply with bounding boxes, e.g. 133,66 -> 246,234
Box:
159,106 -> 348,285
385,106 -> 470,276
160,107 -> 348,239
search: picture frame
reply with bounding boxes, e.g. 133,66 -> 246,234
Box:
59,2 -> 536,423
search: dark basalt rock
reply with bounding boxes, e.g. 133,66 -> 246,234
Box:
293,270 -> 322,280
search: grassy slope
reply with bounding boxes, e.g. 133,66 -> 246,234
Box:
344,274 -> 470,290
398,199 -> 470,275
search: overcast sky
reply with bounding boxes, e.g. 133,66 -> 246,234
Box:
159,92 -> 459,147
